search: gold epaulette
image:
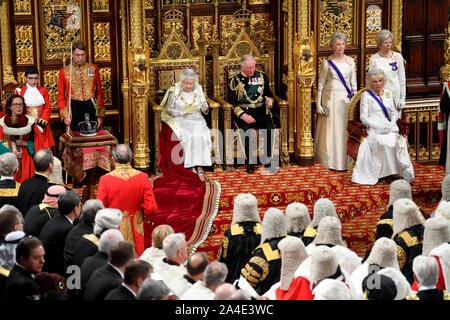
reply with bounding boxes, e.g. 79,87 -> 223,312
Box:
0,266 -> 10,277
230,223 -> 244,236
253,223 -> 262,235
82,234 -> 100,247
377,218 -> 393,227
406,293 -> 419,300
444,291 -> 450,300
0,182 -> 20,197
259,242 -> 280,262
303,226 -> 317,238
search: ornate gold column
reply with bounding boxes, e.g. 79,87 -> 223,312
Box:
120,0 -> 131,146
0,0 -> 18,92
287,0 -> 296,156
294,0 -> 315,165
390,0 -> 403,52
441,22 -> 450,82
129,0 -> 150,169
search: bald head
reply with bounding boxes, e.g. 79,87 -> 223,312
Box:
214,283 -> 236,300
112,144 -> 133,164
187,252 -> 208,280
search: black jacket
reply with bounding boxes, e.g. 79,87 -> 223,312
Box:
63,220 -> 94,270
3,264 -> 40,301
39,214 -> 74,275
0,179 -> 20,209
17,173 -> 49,216
72,234 -> 99,267
84,263 -> 123,300
104,284 -> 136,300
24,204 -> 59,237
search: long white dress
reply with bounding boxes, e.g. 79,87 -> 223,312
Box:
369,52 -> 406,109
314,56 -> 357,170
351,90 -> 414,185
162,83 -> 212,169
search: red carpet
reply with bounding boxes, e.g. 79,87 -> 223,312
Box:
197,162 -> 444,260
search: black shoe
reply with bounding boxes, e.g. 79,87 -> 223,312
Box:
246,164 -> 255,173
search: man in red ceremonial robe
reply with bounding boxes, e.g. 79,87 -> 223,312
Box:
57,41 -> 104,132
15,66 -> 55,151
96,144 -> 157,256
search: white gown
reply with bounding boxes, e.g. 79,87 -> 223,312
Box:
369,52 -> 406,109
351,90 -> 414,185
163,84 -> 212,168
314,56 -> 357,170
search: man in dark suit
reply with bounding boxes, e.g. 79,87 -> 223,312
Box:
84,240 -> 135,300
406,255 -> 450,300
3,236 -> 44,301
39,190 -> 81,275
70,229 -> 124,300
17,149 -> 54,216
72,207 -> 122,267
0,206 -> 24,244
0,153 -> 20,209
63,199 -> 104,270
105,259 -> 152,300
23,185 -> 66,237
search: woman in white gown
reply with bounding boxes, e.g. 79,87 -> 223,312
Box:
160,68 -> 212,174
369,29 -> 406,111
351,70 -> 414,185
315,32 -> 357,171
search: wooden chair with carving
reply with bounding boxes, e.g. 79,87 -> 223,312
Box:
210,9 -> 289,171
148,10 -> 220,173
346,87 -> 410,169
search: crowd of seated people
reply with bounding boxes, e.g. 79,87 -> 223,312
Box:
1,174 -> 450,300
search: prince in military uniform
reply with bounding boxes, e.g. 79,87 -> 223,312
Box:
57,41 -> 104,132
227,54 -> 277,173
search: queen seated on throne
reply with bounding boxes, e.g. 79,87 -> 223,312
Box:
160,68 -> 212,175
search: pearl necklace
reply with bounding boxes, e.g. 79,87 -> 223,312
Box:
378,51 -> 392,58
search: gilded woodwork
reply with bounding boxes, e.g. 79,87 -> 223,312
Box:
43,69 -> 60,110
92,0 -> 109,12
390,0 -> 403,53
17,72 -> 26,87
40,0 -> 81,62
14,0 -> 31,14
249,0 -> 269,4
93,22 -> 111,62
403,99 -> 441,162
161,0 -> 238,5
192,16 -> 213,55
15,25 -> 34,65
120,0 -> 131,146
1,0 -> 18,86
365,5 -> 381,47
440,22 -> 450,82
99,67 -> 112,105
295,0 -> 315,162
129,0 -> 150,169
145,17 -> 156,55
319,0 -> 355,48
144,0 -> 154,9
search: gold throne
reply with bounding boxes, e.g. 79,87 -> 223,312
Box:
148,9 -> 221,173
210,8 -> 289,171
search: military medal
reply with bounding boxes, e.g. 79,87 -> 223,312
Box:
389,62 -> 398,71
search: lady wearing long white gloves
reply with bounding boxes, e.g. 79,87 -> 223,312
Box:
314,32 -> 357,171
351,70 -> 414,185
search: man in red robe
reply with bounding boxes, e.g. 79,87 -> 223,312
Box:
96,144 -> 157,256
15,66 -> 55,151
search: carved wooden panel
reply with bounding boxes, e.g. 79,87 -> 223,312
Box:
93,22 -> 111,62
15,25 -> 34,65
319,0 -> 355,48
14,0 -> 32,15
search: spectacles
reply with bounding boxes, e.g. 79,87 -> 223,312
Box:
11,103 -> 25,107
27,77 -> 39,80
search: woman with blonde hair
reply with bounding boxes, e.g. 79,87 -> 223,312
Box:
351,69 -> 414,185
369,29 -> 406,111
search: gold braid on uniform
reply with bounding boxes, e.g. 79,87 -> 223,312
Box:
234,76 -> 265,105
242,256 -> 270,287
220,236 -> 229,259
396,245 -> 407,270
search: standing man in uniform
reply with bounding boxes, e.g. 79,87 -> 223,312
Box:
57,41 -> 104,132
227,54 -> 278,174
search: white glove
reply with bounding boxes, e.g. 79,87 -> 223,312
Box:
316,104 -> 326,116
376,123 -> 391,134
38,126 -> 44,133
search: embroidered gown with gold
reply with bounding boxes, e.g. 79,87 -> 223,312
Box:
96,164 -> 157,255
